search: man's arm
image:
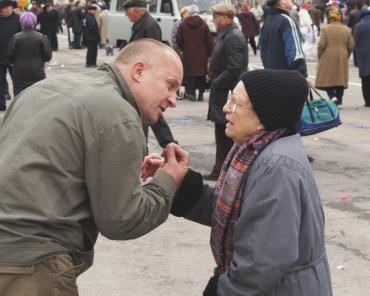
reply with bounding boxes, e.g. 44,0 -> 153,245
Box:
281,15 -> 308,77
212,36 -> 247,89
85,119 -> 177,240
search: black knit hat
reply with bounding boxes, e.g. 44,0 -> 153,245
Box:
240,69 -> 308,131
122,0 -> 146,9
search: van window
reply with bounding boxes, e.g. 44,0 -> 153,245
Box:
177,0 -> 227,12
149,0 -> 157,12
160,0 -> 173,13
116,0 -> 125,11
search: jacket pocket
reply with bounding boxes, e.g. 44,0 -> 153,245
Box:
0,265 -> 36,296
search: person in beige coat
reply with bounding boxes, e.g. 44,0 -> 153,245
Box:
98,7 -> 108,47
315,10 -> 354,107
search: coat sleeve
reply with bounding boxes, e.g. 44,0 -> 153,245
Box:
175,23 -> 184,51
41,35 -> 52,62
7,36 -> 16,63
85,119 -> 177,240
281,17 -> 307,77
347,32 -> 355,58
217,164 -> 301,296
317,28 -> 327,60
206,25 -> 214,57
212,35 -> 245,89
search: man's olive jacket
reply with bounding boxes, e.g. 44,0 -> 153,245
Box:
0,63 -> 177,273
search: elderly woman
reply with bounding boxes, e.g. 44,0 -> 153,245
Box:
142,69 -> 333,295
315,10 -> 354,108
7,12 -> 52,96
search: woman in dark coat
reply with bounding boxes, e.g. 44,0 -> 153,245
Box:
8,12 -> 52,96
176,5 -> 213,101
237,3 -> 260,55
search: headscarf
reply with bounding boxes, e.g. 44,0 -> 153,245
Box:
328,10 -> 342,21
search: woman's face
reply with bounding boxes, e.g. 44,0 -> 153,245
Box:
223,81 -> 263,146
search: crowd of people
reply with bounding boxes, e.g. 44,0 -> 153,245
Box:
0,0 -> 369,295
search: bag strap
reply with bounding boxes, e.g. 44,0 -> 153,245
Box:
305,90 -> 316,123
311,87 -> 322,98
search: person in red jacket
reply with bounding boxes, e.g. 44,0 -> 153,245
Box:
176,4 -> 214,101
237,3 -> 260,55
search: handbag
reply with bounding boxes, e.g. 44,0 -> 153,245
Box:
297,88 -> 342,136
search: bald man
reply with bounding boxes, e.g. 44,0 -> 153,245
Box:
0,39 -> 188,296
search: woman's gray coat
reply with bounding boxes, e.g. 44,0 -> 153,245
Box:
186,134 -> 333,296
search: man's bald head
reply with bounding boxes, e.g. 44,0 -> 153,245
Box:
114,38 -> 181,69
114,38 -> 183,125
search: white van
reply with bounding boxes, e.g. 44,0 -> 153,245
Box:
107,0 -> 231,48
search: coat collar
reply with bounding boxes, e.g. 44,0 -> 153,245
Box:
218,23 -> 238,39
98,63 -> 141,117
132,11 -> 149,31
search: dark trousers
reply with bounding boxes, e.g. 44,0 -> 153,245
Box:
143,116 -> 175,153
361,75 -> 370,106
86,41 -> 98,66
249,37 -> 257,55
73,32 -> 82,49
326,86 -> 344,105
49,30 -> 58,51
212,123 -> 234,175
185,75 -> 206,96
0,64 -> 14,110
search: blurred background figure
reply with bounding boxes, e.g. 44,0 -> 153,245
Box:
249,3 -> 264,26
353,7 -> 370,107
85,6 -> 100,67
176,4 -> 213,101
63,0 -> 75,49
38,4 -> 60,51
315,10 -> 354,108
299,2 -> 315,59
237,3 -> 259,55
7,11 -> 52,96
28,0 -> 41,16
171,6 -> 189,56
0,0 -> 21,110
98,6 -> 109,48
71,0 -> 85,49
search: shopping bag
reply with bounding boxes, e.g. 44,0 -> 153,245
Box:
297,88 -> 341,136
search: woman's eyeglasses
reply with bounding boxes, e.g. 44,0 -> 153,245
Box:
226,91 -> 245,113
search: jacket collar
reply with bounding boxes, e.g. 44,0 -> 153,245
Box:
218,23 -> 238,39
269,7 -> 290,16
98,63 -> 141,117
132,11 -> 149,31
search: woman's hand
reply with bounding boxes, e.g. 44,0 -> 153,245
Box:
141,153 -> 165,182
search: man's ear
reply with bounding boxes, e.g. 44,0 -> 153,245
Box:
131,61 -> 145,82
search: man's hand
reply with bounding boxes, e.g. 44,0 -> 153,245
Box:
306,77 -> 312,88
141,153 -> 165,182
159,143 -> 189,188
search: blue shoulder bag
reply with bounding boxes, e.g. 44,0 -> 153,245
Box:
297,88 -> 342,136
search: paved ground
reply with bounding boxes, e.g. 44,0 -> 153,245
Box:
2,33 -> 370,295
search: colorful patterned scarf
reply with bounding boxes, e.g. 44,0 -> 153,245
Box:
210,128 -> 286,273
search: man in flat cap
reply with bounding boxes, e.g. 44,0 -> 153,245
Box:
205,3 -> 248,180
122,0 -> 178,154
85,5 -> 100,67
0,0 -> 21,111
